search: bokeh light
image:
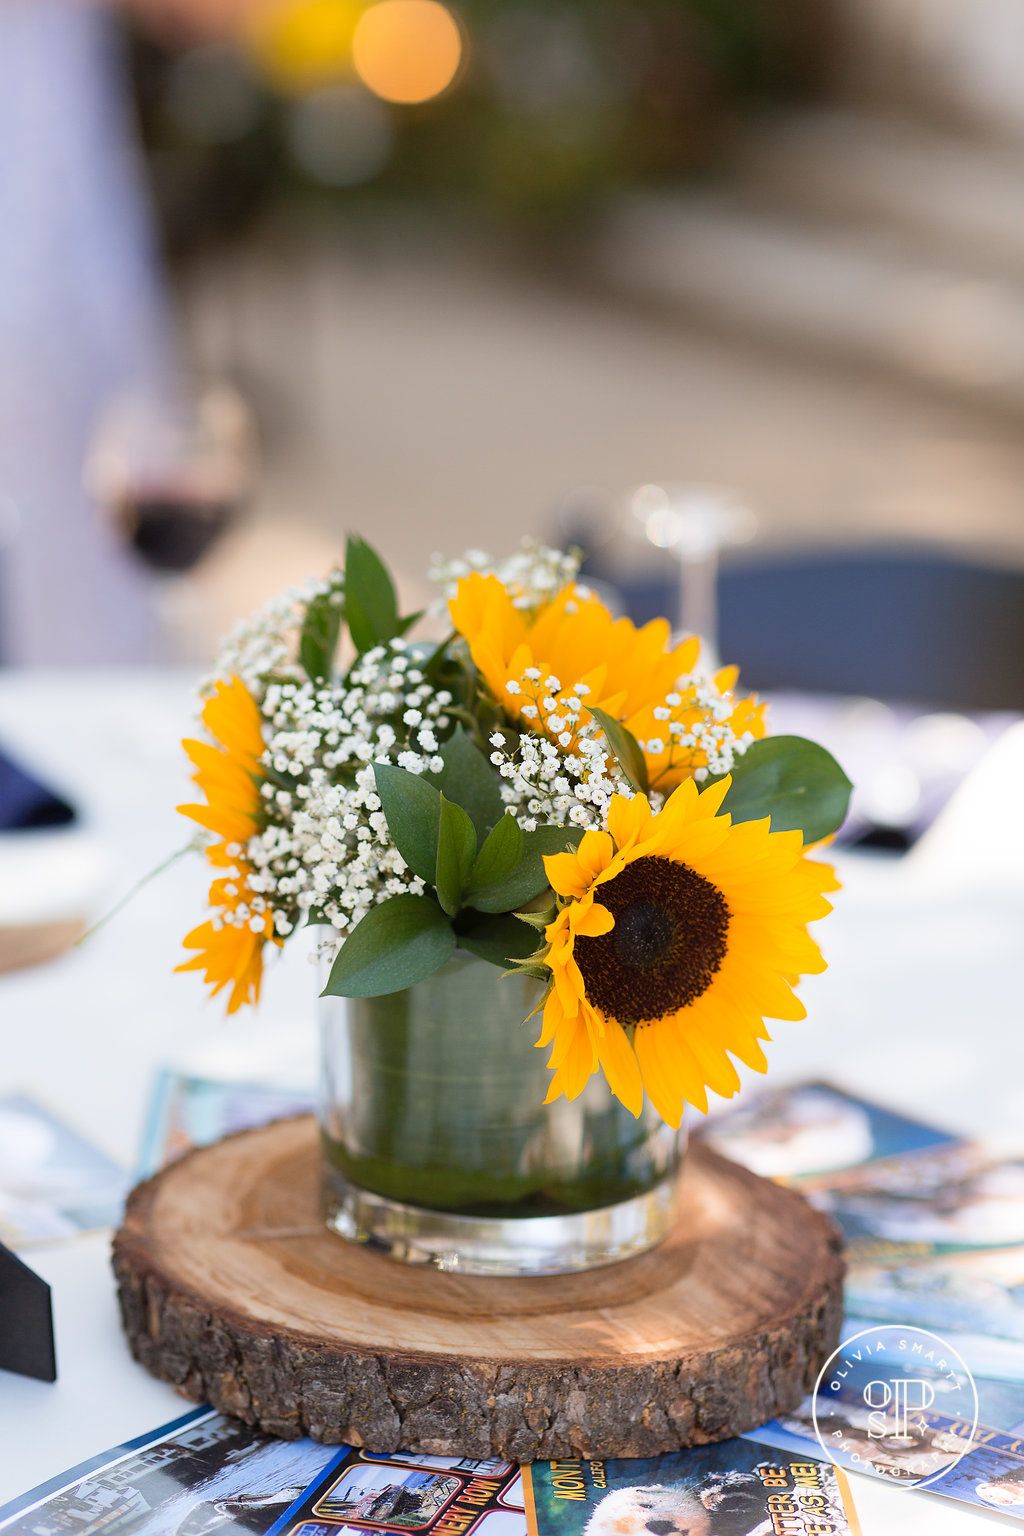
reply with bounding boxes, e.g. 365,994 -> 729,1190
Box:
246,0 -> 365,92
352,0 -> 463,105
287,85 -> 394,185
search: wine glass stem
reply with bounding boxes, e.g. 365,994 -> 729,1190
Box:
677,546 -> 720,671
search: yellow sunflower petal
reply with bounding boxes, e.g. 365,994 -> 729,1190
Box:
605,792 -> 652,852
572,901 -> 614,938
592,1014 -> 644,1117
534,986 -> 564,1049
535,753 -> 834,1126
633,1027 -> 684,1128
544,850 -> 593,900
575,829 -> 614,881
178,674 -> 278,1015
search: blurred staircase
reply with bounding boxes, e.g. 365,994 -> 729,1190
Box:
592,3 -> 1024,417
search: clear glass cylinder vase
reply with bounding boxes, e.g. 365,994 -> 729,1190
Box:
319,950 -> 684,1275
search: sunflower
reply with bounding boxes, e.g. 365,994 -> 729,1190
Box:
535,776 -> 839,1127
175,675 -> 277,1012
449,572 -> 765,785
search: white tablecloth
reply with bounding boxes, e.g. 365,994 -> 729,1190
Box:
0,669 -> 1020,1533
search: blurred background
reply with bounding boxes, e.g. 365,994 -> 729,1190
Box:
3,10 -> 1024,1474
3,0 -> 1024,677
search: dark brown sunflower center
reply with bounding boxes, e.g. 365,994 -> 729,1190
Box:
575,856 -> 730,1025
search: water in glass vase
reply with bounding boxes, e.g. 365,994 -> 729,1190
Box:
319,951 -> 683,1274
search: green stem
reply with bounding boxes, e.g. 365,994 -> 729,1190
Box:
77,838 -> 202,946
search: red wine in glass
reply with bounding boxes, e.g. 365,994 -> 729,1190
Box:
114,480 -> 243,573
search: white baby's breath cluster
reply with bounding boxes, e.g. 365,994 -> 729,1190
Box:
643,679 -> 755,787
240,640 -> 454,944
488,663 -> 755,829
428,539 -> 581,611
489,669 -> 635,833
201,570 -> 344,697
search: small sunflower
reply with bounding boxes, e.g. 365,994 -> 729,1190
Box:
450,571 -> 697,725
449,572 -> 765,783
536,777 -> 839,1127
176,675 -> 278,1012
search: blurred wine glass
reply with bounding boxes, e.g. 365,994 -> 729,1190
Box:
86,379 -> 256,577
628,484 -> 756,669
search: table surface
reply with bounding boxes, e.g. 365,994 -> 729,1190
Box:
0,670 -> 1021,1534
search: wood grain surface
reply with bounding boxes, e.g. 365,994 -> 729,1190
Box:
113,1115 -> 844,1459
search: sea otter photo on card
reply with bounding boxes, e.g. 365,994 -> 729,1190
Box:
524,1441 -> 859,1536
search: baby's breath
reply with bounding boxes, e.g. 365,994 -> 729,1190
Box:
202,570 -> 344,696
428,538 -> 580,612
242,641 -> 453,947
643,677 -> 754,787
489,668 -> 633,832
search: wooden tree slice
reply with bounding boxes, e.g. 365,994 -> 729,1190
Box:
113,1115 -> 844,1461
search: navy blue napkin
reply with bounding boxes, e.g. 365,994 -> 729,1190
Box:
0,746 -> 75,831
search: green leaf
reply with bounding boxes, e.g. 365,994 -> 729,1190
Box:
372,763 -> 441,883
299,590 -> 344,683
456,911 -> 541,969
435,794 -> 478,916
425,728 -> 504,840
590,708 -> 649,795
395,609 -> 424,638
717,735 -> 852,844
322,894 -> 455,998
467,824 -> 583,915
467,812 -> 523,897
345,534 -> 400,652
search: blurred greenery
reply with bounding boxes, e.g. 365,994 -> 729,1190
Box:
127,0 -> 826,254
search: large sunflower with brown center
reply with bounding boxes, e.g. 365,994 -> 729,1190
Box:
537,777 -> 839,1126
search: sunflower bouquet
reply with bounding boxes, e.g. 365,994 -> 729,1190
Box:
178,536 -> 850,1137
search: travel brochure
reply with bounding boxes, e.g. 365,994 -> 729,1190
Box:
5,1071 -> 1024,1533
137,1070 -> 314,1177
0,1414 -> 862,1536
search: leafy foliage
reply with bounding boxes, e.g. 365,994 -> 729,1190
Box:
715,736 -> 852,844
466,825 -> 583,914
425,728 -> 504,839
456,910 -> 541,970
435,795 -> 478,915
322,894 -> 455,998
372,762 -> 443,882
298,589 -> 344,683
344,534 -> 401,653
591,707 -> 649,794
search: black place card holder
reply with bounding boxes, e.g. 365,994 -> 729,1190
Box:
0,1241 -> 56,1381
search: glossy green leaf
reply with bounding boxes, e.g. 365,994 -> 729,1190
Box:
425,728 -> 504,839
395,609 -> 425,637
322,894 -> 455,997
467,824 -> 583,914
467,812 -> 523,898
590,707 -> 649,795
456,911 -> 541,969
435,794 -> 478,916
345,534 -> 400,653
299,590 -> 344,683
372,763 -> 441,883
717,735 -> 852,843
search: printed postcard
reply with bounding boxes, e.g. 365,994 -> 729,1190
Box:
525,1440 -> 859,1536
138,1070 -> 314,1176
0,1408 -> 338,1536
803,1143 -> 1024,1262
697,1079 -> 958,1183
266,1446 -> 525,1536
